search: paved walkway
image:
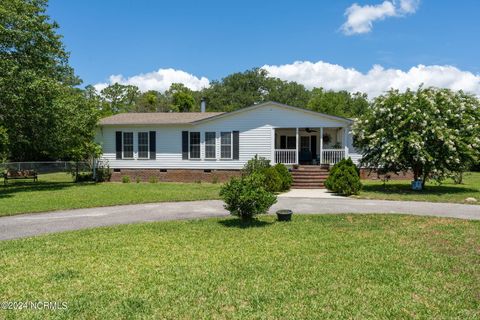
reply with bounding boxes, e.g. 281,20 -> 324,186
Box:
278,188 -> 344,198
1,198 -> 479,241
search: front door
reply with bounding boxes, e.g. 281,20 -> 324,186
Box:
299,136 -> 311,164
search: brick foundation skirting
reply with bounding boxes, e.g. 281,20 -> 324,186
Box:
359,168 -> 414,180
110,169 -> 240,183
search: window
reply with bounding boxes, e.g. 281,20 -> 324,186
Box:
189,132 -> 200,159
138,132 -> 149,159
287,136 -> 296,149
280,135 -> 297,149
122,132 -> 133,159
300,136 -> 310,152
221,132 -> 232,159
205,132 -> 216,159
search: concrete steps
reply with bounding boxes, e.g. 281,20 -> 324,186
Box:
291,165 -> 329,189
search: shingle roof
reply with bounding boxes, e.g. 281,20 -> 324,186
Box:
99,112 -> 225,125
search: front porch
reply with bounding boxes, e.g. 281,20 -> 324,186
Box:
273,127 -> 349,166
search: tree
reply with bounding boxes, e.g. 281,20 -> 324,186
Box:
135,90 -> 161,112
171,91 -> 195,112
352,87 -> 480,188
164,83 -> 197,112
0,126 -> 8,161
0,0 -> 90,161
201,68 -> 270,111
307,88 -> 369,118
99,83 -> 140,115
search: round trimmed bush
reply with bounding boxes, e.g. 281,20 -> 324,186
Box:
219,173 -> 277,220
263,166 -> 283,192
273,163 -> 293,191
325,158 -> 362,196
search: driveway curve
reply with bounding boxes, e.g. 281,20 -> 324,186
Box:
0,198 -> 479,240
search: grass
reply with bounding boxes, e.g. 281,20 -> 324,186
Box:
358,171 -> 480,204
0,214 -> 478,319
0,173 -> 221,217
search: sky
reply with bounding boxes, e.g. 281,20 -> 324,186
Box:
47,0 -> 480,98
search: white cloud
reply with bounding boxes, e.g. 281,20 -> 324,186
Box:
262,60 -> 480,98
94,68 -> 210,93
341,0 -> 420,35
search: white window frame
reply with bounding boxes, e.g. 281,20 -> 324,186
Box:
220,131 -> 233,160
122,132 -> 134,159
137,132 -> 150,160
204,132 -> 216,159
189,132 -> 201,159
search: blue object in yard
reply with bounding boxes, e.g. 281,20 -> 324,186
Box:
411,179 -> 423,190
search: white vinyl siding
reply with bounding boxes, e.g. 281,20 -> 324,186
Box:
189,132 -> 200,159
122,132 -> 133,159
220,132 -> 232,159
205,132 -> 216,159
138,132 -> 149,159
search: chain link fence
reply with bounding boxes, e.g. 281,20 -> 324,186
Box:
0,161 -> 92,174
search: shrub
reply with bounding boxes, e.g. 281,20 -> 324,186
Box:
263,166 -> 283,192
242,154 -> 270,176
273,163 -> 292,191
75,172 -> 93,182
220,173 -> 277,220
149,176 -> 158,183
95,163 -> 112,182
122,176 -> 130,183
325,158 -> 362,196
135,176 -> 141,183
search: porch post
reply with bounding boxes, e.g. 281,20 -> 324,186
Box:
343,127 -> 349,160
319,127 -> 323,164
295,127 -> 299,164
271,128 -> 275,164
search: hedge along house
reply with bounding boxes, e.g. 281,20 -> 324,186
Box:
96,101 -> 361,184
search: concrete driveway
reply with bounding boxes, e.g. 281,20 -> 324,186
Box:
1,198 -> 479,241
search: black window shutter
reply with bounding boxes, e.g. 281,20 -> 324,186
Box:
149,131 -> 156,160
115,131 -> 122,159
233,131 -> 239,160
182,131 -> 188,160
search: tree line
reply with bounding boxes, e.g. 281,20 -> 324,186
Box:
90,68 -> 369,119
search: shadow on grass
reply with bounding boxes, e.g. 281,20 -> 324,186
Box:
218,218 -> 273,229
0,178 -> 94,198
363,183 -> 478,195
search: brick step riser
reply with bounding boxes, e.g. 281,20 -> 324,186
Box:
292,182 -> 325,185
292,172 -> 329,175
292,174 -> 329,178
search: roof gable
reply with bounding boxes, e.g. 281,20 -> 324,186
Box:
192,101 -> 353,125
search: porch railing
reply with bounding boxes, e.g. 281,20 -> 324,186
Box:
274,149 -> 297,165
274,147 -> 349,165
321,148 -> 347,165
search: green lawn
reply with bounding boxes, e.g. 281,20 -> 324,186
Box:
0,214 -> 478,319
358,172 -> 480,204
0,173 -> 221,217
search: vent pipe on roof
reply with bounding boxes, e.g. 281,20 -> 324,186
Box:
201,97 -> 206,113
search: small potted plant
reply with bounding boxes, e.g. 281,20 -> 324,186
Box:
276,209 -> 293,222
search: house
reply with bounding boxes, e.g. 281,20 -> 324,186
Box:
96,101 -> 362,184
